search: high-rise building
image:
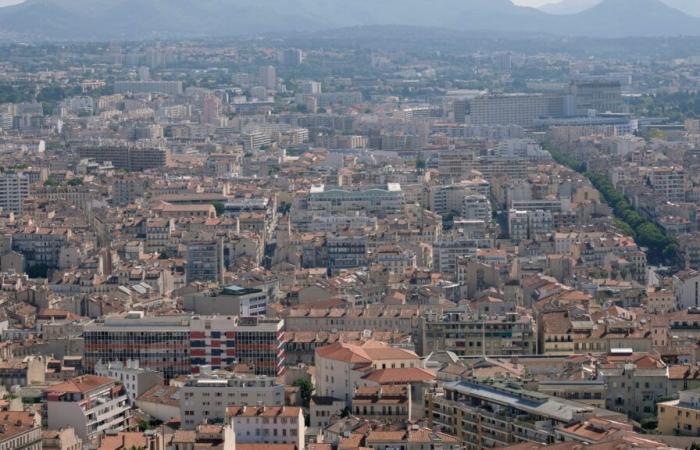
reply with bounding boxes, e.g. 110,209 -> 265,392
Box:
0,172 -> 29,214
186,238 -> 224,284
569,80 -> 623,116
281,48 -> 304,66
259,65 -> 277,90
468,93 -> 565,127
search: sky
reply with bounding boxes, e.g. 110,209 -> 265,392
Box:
513,0 -> 559,5
0,0 -> 560,6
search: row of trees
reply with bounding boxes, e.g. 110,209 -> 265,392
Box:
547,146 -> 680,267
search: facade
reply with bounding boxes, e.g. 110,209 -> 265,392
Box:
0,172 -> 29,214
94,359 -> 163,404
315,341 -> 421,407
180,371 -> 285,429
649,166 -> 686,203
226,406 -> 305,450
186,239 -> 224,284
673,270 -> 700,310
83,312 -> 191,380
569,80 -> 623,115
417,310 -> 536,357
85,314 -> 285,379
469,93 -> 565,127
43,375 -> 130,443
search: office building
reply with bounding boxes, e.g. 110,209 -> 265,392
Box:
0,172 -> 29,214
44,375 -> 130,443
84,312 -> 191,380
85,313 -> 285,379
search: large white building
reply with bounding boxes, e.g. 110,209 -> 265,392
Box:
180,371 -> 285,429
0,172 -> 29,214
94,359 -> 163,404
308,183 -> 404,218
673,270 -> 700,310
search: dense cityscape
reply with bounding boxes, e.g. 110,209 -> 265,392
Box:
3,2 -> 700,450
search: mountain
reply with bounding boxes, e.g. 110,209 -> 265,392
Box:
0,0 -> 699,40
540,0 -> 601,15
541,0 -> 700,17
553,0 -> 700,37
661,0 -> 700,17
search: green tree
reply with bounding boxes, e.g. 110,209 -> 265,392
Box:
212,201 -> 225,217
293,378 -> 314,408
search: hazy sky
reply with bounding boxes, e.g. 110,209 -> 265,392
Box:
0,0 -> 560,6
513,0 -> 558,5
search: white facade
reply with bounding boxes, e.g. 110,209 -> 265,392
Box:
226,406 -> 305,450
94,359 -> 163,404
181,372 -> 285,429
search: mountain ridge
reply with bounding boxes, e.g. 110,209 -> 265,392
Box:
0,0 -> 698,40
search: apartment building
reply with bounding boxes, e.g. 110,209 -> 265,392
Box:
649,166 -> 686,203
11,227 -> 71,270
186,239 -> 224,284
0,411 -> 41,450
180,371 -> 285,429
44,375 -> 129,443
113,80 -> 183,96
315,341 -> 421,408
425,380 -> 614,449
417,309 -> 536,357
226,406 -> 305,450
94,359 -> 163,404
0,172 -> 29,214
673,270 -> 700,309
78,146 -> 168,171
657,388 -> 700,436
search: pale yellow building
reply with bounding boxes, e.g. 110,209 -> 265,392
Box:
658,388 -> 700,435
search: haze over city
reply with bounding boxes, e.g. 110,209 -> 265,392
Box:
0,2 -> 700,450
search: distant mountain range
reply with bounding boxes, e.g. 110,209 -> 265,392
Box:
1,0 -> 700,40
541,0 -> 700,16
